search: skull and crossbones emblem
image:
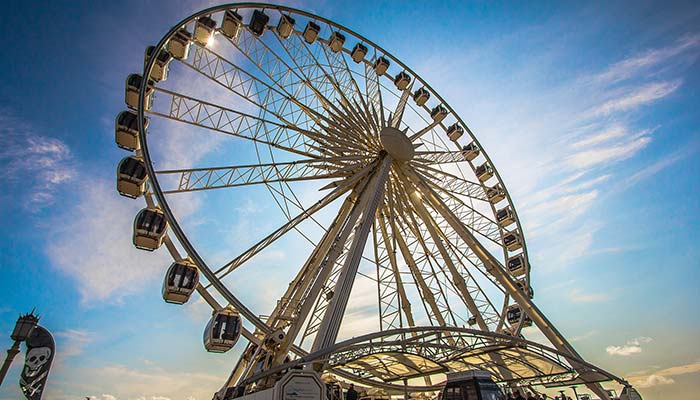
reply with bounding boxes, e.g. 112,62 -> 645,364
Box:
24,347 -> 51,378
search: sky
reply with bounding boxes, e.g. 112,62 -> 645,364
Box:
0,1 -> 699,399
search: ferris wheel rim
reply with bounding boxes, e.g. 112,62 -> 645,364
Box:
136,2 -> 531,343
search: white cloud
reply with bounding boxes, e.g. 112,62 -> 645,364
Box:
0,110 -> 76,208
566,134 -> 651,169
45,180 -> 172,304
592,80 -> 682,116
634,374 -> 675,388
606,344 -> 642,356
628,361 -> 700,388
55,329 -> 94,358
606,336 -> 652,356
570,330 -> 597,342
571,124 -> 628,148
569,288 -> 612,304
78,362 -> 221,400
592,34 -> 700,84
620,144 -> 698,190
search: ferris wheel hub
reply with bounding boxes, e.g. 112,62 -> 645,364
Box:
379,126 -> 414,161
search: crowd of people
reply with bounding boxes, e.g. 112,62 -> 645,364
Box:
503,391 -> 557,400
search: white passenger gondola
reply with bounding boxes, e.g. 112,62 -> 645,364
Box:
446,123 -> 464,141
276,14 -> 295,39
506,304 -> 533,327
117,156 -> 148,198
485,183 -> 506,204
133,208 -> 168,251
162,260 -> 200,304
351,43 -> 367,63
515,280 -> 534,299
204,307 -> 242,352
507,254 -> 526,277
373,56 -> 390,75
125,74 -> 154,111
328,31 -> 345,53
144,46 -> 172,82
503,230 -> 523,251
461,142 -> 479,161
249,10 -> 269,36
413,87 -> 430,106
394,71 -> 411,90
303,21 -> 320,43
115,110 -> 149,151
495,206 -> 515,228
475,162 -> 493,182
168,28 -> 192,60
430,105 -> 448,122
221,9 -> 243,38
194,16 -> 217,45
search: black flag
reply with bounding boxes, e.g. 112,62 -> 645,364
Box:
20,325 -> 55,400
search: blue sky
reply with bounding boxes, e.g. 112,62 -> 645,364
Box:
0,1 -> 699,399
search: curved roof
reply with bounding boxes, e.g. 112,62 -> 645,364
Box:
243,327 -> 621,392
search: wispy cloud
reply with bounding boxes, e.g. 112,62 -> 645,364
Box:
55,329 -> 94,358
508,34 -> 695,270
45,180 -> 172,304
592,80 -> 682,116
606,336 -> 653,356
0,110 -> 76,209
569,288 -> 612,304
565,133 -> 652,169
592,34 -> 700,84
627,361 -> 700,388
571,329 -> 597,342
619,143 -> 698,191
78,362 -> 221,399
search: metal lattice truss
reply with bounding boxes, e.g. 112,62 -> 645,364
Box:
126,4 -> 631,400
238,327 -> 620,393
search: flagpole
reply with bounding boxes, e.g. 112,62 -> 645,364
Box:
0,341 -> 21,386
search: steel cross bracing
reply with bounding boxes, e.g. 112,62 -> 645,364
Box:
155,156 -> 368,193
149,88 -> 321,158
180,45 -> 333,155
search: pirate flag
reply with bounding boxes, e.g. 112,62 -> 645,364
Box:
20,325 -> 55,400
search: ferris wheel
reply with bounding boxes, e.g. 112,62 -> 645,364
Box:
116,3 -> 636,400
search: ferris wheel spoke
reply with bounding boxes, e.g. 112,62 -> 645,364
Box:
397,207 -> 460,327
275,29 -> 352,110
374,212 -> 401,331
408,118 -> 446,142
182,45 -> 328,140
399,178 -> 490,329
409,167 -> 502,245
149,87 -> 322,158
316,25 -> 366,106
389,83 -> 413,129
375,205 -> 416,331
364,54 -> 385,127
155,156 -> 369,194
433,220 -> 506,297
413,164 -> 488,202
440,191 -> 502,243
224,26 -> 336,131
240,23 -> 378,152
212,161 -> 377,279
412,150 -> 465,165
330,98 -> 382,150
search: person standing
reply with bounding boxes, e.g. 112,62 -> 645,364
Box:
347,384 -> 359,400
